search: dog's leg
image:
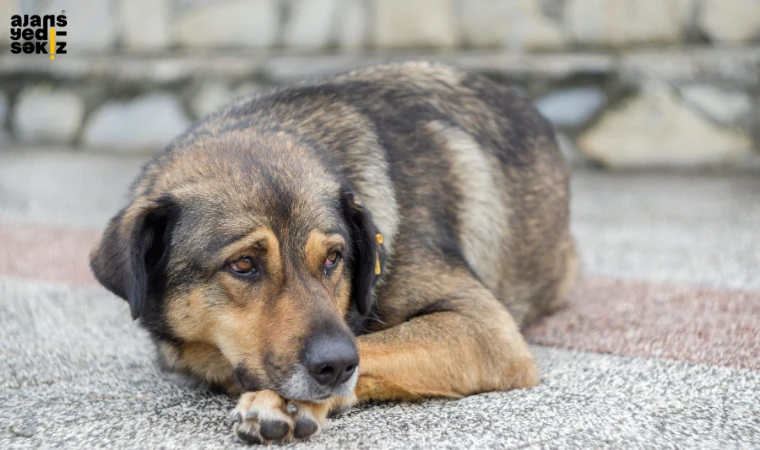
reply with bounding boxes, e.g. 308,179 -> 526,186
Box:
229,271 -> 538,444
351,271 -> 538,403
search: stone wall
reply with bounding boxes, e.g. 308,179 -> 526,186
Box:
1,0 -> 759,169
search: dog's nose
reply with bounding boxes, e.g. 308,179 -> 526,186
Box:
303,332 -> 359,388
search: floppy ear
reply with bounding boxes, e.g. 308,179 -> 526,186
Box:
340,188 -> 380,316
89,197 -> 173,320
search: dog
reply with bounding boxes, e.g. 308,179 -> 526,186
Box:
90,62 -> 577,444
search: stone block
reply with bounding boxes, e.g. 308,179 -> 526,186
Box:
173,0 -> 279,48
337,0 -> 369,51
83,92 -> 191,152
699,0 -> 760,44
461,0 -> 565,50
565,0 -> 693,47
283,0 -> 341,49
579,83 -> 754,168
12,86 -> 84,143
64,0 -> 117,51
118,0 -> 170,49
679,85 -> 753,125
373,0 -> 459,49
0,0 -> 20,46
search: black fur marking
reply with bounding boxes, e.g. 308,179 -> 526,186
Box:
339,186 -> 378,316
89,195 -> 180,343
460,73 -> 554,168
259,165 -> 295,225
140,196 -> 181,343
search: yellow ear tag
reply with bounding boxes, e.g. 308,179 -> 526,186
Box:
375,234 -> 383,275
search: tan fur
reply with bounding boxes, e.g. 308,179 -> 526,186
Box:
304,230 -> 352,315
304,231 -> 343,276
353,267 -> 538,402
427,120 -> 510,293
219,227 -> 284,286
161,225 -> 352,403
90,62 -> 576,445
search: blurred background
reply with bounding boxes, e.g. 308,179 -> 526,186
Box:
2,1 -> 760,448
0,0 -> 759,169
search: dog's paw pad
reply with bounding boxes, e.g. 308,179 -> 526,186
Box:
293,416 -> 319,439
258,419 -> 290,440
234,426 -> 264,445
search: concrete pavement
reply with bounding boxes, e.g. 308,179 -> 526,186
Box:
1,150 -> 759,448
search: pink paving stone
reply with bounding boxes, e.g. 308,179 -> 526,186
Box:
0,222 -> 99,285
526,276 -> 760,370
2,222 -> 758,370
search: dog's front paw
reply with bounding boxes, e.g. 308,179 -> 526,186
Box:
229,390 -> 327,444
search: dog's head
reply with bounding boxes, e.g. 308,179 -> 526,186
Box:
90,133 -> 382,401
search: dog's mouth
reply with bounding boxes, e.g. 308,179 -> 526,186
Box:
276,364 -> 359,402
233,361 -> 358,402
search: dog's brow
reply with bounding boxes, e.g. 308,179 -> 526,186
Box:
207,231 -> 252,256
216,228 -> 278,257
322,233 -> 345,247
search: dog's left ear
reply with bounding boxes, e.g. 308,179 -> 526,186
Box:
340,187 -> 381,316
90,196 -> 174,320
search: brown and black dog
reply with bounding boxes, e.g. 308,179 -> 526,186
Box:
90,62 -> 576,444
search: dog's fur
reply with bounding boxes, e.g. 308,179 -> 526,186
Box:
90,62 -> 576,444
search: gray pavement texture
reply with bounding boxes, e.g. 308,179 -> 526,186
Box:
571,171 -> 760,291
1,150 -> 760,449
2,279 -> 758,450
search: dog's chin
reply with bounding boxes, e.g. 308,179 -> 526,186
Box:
278,366 -> 359,403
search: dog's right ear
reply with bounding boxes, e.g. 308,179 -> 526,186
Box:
90,196 -> 174,320
340,187 -> 381,316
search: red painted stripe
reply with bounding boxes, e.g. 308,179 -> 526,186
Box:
0,222 -> 99,285
526,276 -> 760,370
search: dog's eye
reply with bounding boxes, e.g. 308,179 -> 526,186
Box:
325,252 -> 340,268
229,256 -> 257,275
